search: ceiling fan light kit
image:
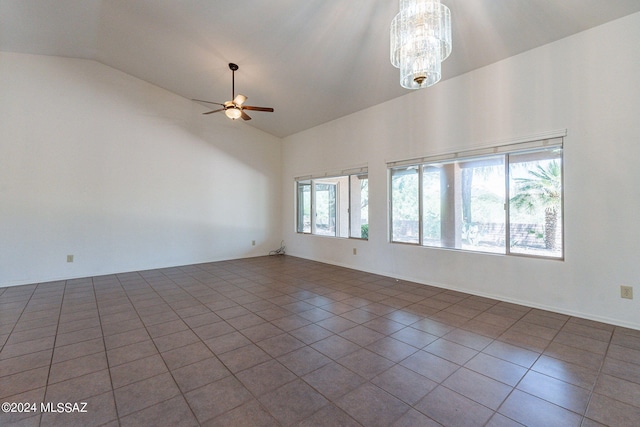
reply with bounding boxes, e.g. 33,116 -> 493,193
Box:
390,0 -> 452,89
225,107 -> 242,120
194,63 -> 274,120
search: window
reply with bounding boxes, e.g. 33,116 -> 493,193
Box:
296,170 -> 368,239
350,174 -> 369,239
390,166 -> 419,243
509,151 -> 563,257
297,180 -> 311,233
314,182 -> 338,236
389,139 -> 563,258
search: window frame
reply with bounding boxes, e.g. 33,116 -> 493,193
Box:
313,180 -> 338,237
349,173 -> 369,239
295,168 -> 369,240
296,180 -> 312,234
388,138 -> 564,260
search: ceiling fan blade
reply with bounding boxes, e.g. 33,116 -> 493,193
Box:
242,106 -> 274,112
192,99 -> 224,106
241,110 -> 252,120
203,108 -> 225,115
233,94 -> 247,106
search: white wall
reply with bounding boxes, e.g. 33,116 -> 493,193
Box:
282,13 -> 640,329
0,52 -> 282,287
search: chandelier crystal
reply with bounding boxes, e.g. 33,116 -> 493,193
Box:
390,0 -> 452,89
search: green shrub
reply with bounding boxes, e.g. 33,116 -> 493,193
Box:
361,224 -> 369,239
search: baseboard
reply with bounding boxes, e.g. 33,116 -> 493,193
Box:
286,252 -> 640,331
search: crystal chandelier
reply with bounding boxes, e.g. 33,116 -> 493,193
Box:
390,0 -> 452,89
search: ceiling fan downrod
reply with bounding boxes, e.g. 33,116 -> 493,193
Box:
229,63 -> 238,100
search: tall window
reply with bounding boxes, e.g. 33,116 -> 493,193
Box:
314,182 -> 337,236
509,151 -> 563,257
297,180 -> 311,233
390,167 -> 419,244
350,174 -> 369,239
296,170 -> 368,239
389,139 -> 563,258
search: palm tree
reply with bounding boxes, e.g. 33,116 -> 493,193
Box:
510,160 -> 562,250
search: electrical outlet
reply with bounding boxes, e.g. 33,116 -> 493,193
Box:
621,285 -> 633,299
67,255 -> 74,263
252,240 -> 256,246
353,248 -> 357,255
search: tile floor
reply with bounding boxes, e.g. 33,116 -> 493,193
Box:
1,255 -> 639,427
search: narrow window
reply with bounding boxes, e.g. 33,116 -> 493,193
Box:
508,148 -> 563,257
350,174 -> 369,239
457,156 -> 506,254
391,166 -> 420,244
421,166 -> 442,246
314,182 -> 337,236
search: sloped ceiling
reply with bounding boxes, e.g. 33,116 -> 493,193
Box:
2,0 -> 640,138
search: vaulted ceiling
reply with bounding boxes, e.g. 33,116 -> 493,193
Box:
2,0 -> 640,137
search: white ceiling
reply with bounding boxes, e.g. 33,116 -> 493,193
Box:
2,0 -> 640,138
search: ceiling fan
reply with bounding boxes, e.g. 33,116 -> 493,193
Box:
193,63 -> 274,121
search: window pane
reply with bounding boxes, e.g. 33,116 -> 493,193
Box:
315,177 -> 349,237
350,174 -> 369,239
314,182 -> 337,236
509,149 -> 563,257
297,181 -> 311,233
391,167 -> 419,243
459,157 -> 505,254
421,157 -> 505,253
422,167 -> 441,246
335,177 -> 350,238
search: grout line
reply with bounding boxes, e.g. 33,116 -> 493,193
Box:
83,276 -> 120,426
2,257 -> 639,426
580,326 -> 615,426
